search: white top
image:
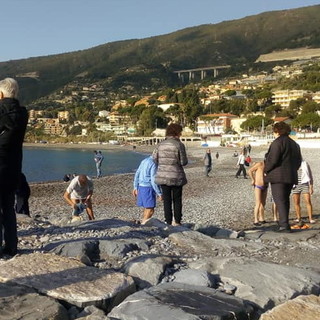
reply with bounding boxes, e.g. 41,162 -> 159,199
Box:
237,154 -> 245,165
66,176 -> 94,199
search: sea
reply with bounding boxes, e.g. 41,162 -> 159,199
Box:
22,147 -> 148,183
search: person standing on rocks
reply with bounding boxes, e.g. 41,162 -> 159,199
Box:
153,123 -> 188,226
203,148 -> 212,177
264,122 -> 302,232
94,150 -> 104,178
235,150 -> 247,179
292,160 -> 315,224
0,78 -> 28,257
248,161 -> 268,226
63,174 -> 95,221
133,156 -> 162,224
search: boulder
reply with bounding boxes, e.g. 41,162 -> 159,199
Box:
260,294 -> 320,320
123,254 -> 174,289
0,252 -> 135,311
172,269 -> 217,288
108,282 -> 256,320
0,282 -> 69,320
189,257 -> 320,310
99,238 -> 149,258
44,239 -> 99,261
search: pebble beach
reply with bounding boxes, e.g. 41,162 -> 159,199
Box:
28,144 -> 320,231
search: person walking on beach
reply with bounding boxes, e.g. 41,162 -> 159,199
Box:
248,161 -> 268,226
133,156 -> 162,224
235,150 -> 247,179
264,122 -> 302,232
94,150 -> 104,178
64,174 -> 95,221
292,160 -> 315,224
0,78 -> 28,257
215,151 -> 219,159
203,148 -> 212,177
153,123 -> 188,226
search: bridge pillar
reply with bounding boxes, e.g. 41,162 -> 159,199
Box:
214,68 -> 218,78
201,70 -> 206,80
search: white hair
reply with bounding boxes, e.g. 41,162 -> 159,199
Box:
0,78 -> 19,98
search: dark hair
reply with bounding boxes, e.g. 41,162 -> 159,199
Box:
166,123 -> 183,137
273,121 -> 291,136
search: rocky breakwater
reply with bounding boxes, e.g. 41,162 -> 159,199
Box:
0,214 -> 319,320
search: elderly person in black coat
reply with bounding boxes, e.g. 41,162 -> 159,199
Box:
0,78 -> 28,257
264,122 -> 302,232
152,123 -> 188,226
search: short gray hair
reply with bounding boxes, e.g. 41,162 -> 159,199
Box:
0,78 -> 19,98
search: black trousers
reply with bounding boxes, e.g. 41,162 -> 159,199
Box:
0,190 -> 18,250
161,185 -> 183,225
271,183 -> 293,229
236,164 -> 247,177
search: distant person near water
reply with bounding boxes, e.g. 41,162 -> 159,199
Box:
203,148 -> 212,177
15,173 -> 31,216
0,78 -> 28,257
153,123 -> 188,226
248,161 -> 268,226
264,121 -> 302,233
133,156 -> 162,224
235,150 -> 247,179
94,150 -> 104,178
292,160 -> 315,224
63,174 -> 95,222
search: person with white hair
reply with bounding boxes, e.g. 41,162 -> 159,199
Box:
0,78 -> 28,257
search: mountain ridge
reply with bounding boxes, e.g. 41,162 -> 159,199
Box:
1,4 -> 320,103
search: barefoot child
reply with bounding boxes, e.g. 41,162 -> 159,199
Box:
133,156 -> 162,224
248,161 -> 268,226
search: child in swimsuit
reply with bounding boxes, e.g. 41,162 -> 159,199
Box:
248,161 -> 268,226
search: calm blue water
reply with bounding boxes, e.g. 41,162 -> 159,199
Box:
22,147 -> 148,183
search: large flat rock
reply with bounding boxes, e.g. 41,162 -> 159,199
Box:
189,257 -> 320,310
108,282 -> 256,320
0,282 -> 69,320
0,252 -> 135,310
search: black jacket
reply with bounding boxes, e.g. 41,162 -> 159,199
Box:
0,98 -> 28,189
264,135 -> 302,184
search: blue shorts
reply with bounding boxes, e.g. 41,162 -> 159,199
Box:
137,186 -> 156,208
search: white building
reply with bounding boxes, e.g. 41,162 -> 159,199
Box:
272,90 -> 309,107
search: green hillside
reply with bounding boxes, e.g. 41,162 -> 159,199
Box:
1,4 -> 320,103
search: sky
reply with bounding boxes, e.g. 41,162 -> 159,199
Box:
1,0 -> 319,62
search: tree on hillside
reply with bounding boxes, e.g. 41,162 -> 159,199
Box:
240,115 -> 272,132
301,101 -> 320,114
291,113 -> 320,131
264,104 -> 282,118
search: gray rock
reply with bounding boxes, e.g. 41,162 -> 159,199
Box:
44,239 -> 99,261
189,257 -> 320,310
142,218 -> 167,228
108,282 -> 256,320
193,224 -> 220,237
0,252 -> 135,311
172,269 -> 217,288
260,294 -> 320,320
99,239 -> 149,258
215,228 -> 239,239
123,254 -> 174,289
0,282 -> 69,320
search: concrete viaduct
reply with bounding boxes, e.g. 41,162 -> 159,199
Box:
174,65 -> 231,81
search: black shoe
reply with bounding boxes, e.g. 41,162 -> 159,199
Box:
244,177 -> 248,179
254,222 -> 261,226
277,227 -> 292,233
2,247 -> 17,257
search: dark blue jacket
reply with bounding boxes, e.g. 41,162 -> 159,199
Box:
264,135 -> 302,184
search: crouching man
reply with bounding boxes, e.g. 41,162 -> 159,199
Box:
63,174 -> 95,221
